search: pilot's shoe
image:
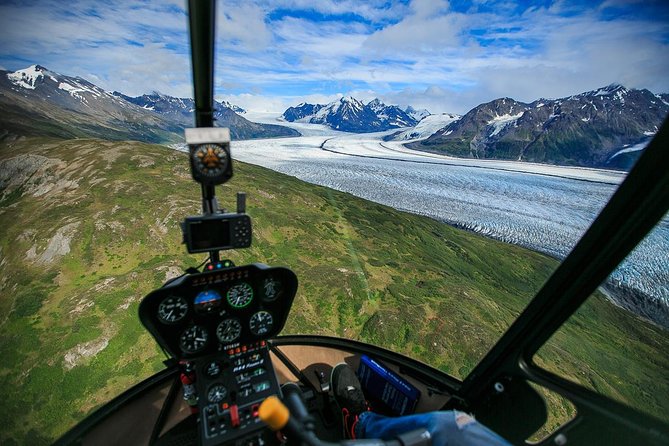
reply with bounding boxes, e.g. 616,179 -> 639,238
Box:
331,363 -> 370,439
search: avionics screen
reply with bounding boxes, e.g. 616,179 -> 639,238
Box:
190,219 -> 231,250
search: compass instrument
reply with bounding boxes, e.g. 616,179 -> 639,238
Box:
190,143 -> 231,184
184,128 -> 233,186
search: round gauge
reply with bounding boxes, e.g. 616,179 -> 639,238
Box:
205,361 -> 222,378
157,295 -> 188,324
207,384 -> 228,403
194,289 -> 222,313
249,311 -> 274,336
262,277 -> 282,302
179,325 -> 208,353
191,143 -> 229,180
217,318 -> 242,343
227,283 -> 254,308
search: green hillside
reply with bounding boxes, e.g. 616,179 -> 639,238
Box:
0,138 -> 667,444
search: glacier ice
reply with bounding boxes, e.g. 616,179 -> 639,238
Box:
186,127 -> 668,327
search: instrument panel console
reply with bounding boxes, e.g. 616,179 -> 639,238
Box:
139,263 -> 298,359
140,263 -> 298,446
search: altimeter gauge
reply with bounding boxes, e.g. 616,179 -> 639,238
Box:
157,295 -> 188,324
217,318 -> 242,343
179,325 -> 208,353
227,282 -> 254,308
249,311 -> 273,337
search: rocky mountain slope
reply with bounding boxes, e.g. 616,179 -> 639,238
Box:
282,97 -> 419,132
0,65 -> 298,142
411,85 -> 669,170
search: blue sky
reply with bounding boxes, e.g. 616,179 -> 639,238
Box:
0,0 -> 668,113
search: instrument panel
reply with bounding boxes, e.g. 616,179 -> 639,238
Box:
139,263 -> 298,359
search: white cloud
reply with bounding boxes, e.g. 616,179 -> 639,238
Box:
265,0 -> 408,23
0,0 -> 191,96
217,2 -> 272,51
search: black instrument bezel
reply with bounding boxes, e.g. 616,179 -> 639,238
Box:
139,263 -> 298,359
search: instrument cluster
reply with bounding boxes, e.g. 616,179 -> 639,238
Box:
139,263 -> 298,359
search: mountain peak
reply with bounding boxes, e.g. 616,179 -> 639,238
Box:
7,65 -> 52,90
585,84 -> 628,98
282,97 -> 417,132
405,105 -> 430,121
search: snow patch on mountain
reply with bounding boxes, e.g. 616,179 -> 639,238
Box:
57,80 -> 102,103
7,65 -> 45,89
608,140 -> 649,161
488,112 -> 524,137
391,113 -> 461,140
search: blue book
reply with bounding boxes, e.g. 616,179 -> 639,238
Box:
357,355 -> 421,416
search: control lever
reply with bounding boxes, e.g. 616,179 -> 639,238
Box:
282,383 -> 312,425
259,396 -> 431,446
237,192 -> 246,214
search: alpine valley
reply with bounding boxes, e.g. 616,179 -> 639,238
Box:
2,64 -> 668,171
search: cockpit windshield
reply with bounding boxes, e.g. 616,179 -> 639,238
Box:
0,1 -> 668,444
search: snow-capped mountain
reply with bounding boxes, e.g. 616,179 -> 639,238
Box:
281,103 -> 324,122
414,84 -> 669,169
112,92 -> 246,122
405,105 -> 430,121
0,65 -> 180,142
386,113 -> 461,141
281,97 -> 418,132
367,99 -> 417,128
220,100 -> 246,114
0,65 -> 297,142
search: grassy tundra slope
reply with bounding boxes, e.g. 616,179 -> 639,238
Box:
0,138 -> 666,444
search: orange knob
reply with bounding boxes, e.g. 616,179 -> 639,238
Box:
258,396 -> 289,431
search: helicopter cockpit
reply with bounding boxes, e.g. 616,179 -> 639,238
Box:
44,1 -> 669,446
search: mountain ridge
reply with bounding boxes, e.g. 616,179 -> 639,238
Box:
282,97 -> 421,132
407,84 -> 668,170
0,65 -> 299,142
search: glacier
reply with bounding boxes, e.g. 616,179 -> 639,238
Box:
180,115 -> 669,328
